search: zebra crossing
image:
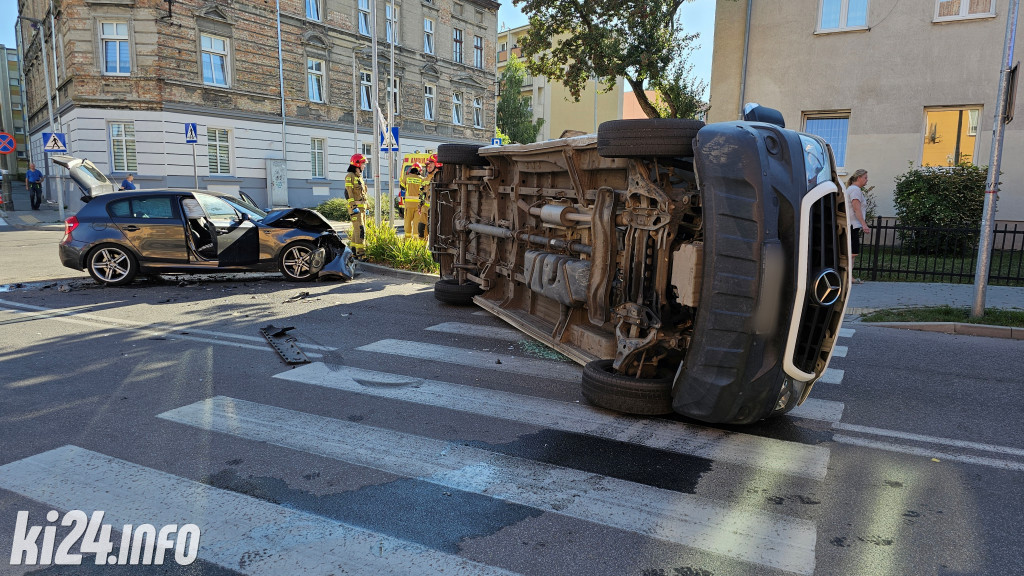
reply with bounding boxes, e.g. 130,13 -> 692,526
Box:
0,314 -> 863,576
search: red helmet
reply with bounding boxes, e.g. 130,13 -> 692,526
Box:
412,162 -> 422,171
428,154 -> 442,167
350,153 -> 367,167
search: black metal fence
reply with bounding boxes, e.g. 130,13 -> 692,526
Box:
856,217 -> 1024,286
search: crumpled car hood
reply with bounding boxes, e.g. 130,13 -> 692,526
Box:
261,208 -> 335,232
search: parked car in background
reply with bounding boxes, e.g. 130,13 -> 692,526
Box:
51,155 -> 355,286
428,107 -> 851,425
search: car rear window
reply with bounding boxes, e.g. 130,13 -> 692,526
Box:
107,197 -> 177,220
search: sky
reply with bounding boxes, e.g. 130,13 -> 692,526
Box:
1,0 -> 715,88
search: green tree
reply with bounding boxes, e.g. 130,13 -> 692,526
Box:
514,0 -> 708,119
497,54 -> 545,143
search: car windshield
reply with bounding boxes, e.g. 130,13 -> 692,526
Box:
221,195 -> 268,221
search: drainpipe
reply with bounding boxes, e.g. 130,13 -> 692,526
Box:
738,0 -> 752,119
353,49 -> 359,161
275,0 -> 288,207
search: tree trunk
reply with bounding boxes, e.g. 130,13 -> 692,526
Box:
627,78 -> 661,119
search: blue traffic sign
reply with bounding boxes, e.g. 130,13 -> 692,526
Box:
42,132 -> 68,153
491,137 -> 502,146
185,123 -> 198,144
380,126 -> 399,152
0,132 -> 15,155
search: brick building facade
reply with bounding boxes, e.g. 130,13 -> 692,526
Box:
17,0 -> 498,209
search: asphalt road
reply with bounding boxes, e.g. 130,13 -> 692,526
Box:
0,227 -> 1022,576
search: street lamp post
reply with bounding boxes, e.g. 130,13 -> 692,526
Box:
19,15 -> 65,221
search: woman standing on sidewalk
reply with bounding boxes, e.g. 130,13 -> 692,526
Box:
847,169 -> 871,283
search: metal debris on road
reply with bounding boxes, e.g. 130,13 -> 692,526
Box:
260,324 -> 310,364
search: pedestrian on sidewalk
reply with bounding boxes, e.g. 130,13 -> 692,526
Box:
119,174 -> 136,190
25,163 -> 43,210
847,169 -> 871,283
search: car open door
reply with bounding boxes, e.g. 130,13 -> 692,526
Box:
192,193 -> 260,266
50,155 -> 118,199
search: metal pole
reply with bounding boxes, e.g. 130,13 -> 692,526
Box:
388,0 -> 396,231
192,143 -> 198,189
593,75 -> 598,132
275,0 -> 288,207
972,0 -> 1020,318
353,50 -> 358,161
34,21 -> 63,221
738,0 -> 753,119
371,0 -> 381,226
47,7 -> 65,222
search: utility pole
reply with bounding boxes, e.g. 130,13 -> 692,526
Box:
371,0 -> 381,227
972,0 -> 1020,318
388,0 -> 396,231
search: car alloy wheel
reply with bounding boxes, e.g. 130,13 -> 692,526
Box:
280,241 -> 319,281
88,245 -> 137,286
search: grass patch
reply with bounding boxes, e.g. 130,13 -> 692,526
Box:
859,305 -> 1024,328
362,221 -> 439,274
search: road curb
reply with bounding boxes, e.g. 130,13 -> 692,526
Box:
357,261 -> 438,285
864,321 -> 1024,340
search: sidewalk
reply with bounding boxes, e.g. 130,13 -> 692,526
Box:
0,180 -> 66,230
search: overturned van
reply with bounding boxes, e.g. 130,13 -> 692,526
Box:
427,109 -> 851,425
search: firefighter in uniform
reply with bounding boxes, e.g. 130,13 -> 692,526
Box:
399,163 -> 426,239
418,154 -> 442,240
345,153 -> 368,255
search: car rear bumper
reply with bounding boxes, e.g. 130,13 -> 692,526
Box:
59,241 -> 87,270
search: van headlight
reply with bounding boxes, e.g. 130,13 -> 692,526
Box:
799,135 -> 830,191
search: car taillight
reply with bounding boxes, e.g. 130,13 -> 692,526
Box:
64,216 -> 79,237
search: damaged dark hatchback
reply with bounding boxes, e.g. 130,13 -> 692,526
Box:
53,155 -> 356,286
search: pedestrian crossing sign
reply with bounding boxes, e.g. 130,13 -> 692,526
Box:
380,126 -> 399,152
185,123 -> 198,144
42,132 -> 67,153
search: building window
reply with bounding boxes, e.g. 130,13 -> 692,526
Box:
386,5 -> 399,44
201,34 -> 229,86
424,19 -> 434,54
360,71 -> 372,110
361,142 -> 373,173
818,0 -> 868,31
922,106 -> 981,166
208,128 -> 231,175
424,84 -> 435,121
306,0 -> 321,21
453,28 -> 464,63
936,0 -> 994,20
311,137 -> 326,178
473,36 -> 483,68
453,91 -> 463,125
358,0 -> 371,36
473,97 -> 482,128
308,58 -> 325,102
109,122 -> 137,173
803,114 -> 850,168
387,77 -> 401,115
100,22 -> 130,75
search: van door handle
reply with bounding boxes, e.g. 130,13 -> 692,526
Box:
122,225 -> 140,232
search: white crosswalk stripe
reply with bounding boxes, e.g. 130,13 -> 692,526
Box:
0,446 -> 519,576
357,339 -> 582,381
818,367 -> 845,385
160,396 -> 817,575
274,362 -> 831,480
425,321 -> 525,342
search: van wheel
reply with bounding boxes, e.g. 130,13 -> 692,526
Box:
581,360 -> 674,416
597,119 -> 704,159
433,278 -> 482,305
437,144 -> 487,166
